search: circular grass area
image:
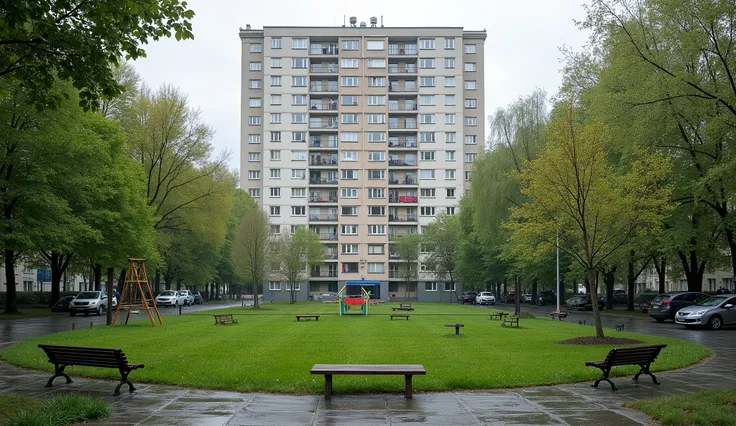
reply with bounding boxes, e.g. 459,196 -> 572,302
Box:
0,303 -> 708,394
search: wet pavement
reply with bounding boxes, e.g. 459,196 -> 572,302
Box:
0,302 -> 733,425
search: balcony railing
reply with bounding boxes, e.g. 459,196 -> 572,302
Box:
311,270 -> 338,277
310,84 -> 339,92
388,121 -> 418,130
388,178 -> 417,185
325,252 -> 338,259
389,83 -> 418,92
310,45 -> 339,55
309,214 -> 338,221
317,233 -> 338,241
309,177 -> 338,185
388,65 -> 418,74
388,159 -> 417,167
310,64 -> 338,73
309,195 -> 338,203
310,157 -> 338,166
310,102 -> 338,111
389,103 -> 417,111
388,140 -> 418,148
389,252 -> 401,260
389,214 -> 418,222
309,140 -> 338,148
389,195 -> 418,203
309,119 -> 338,129
388,48 -> 418,56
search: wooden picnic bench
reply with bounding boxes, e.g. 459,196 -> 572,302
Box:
310,364 -> 426,399
213,313 -> 238,325
502,316 -> 520,327
489,312 -> 509,321
445,323 -> 464,335
390,314 -> 410,320
585,344 -> 667,391
296,314 -> 320,321
549,311 -> 569,321
38,344 -> 144,396
391,307 -> 415,311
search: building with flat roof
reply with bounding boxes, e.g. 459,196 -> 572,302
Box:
239,19 -> 486,302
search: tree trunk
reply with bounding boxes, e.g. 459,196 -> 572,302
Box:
176,278 -> 183,291
603,267 -> 616,310
514,276 -> 521,316
588,267 -> 604,338
154,269 -> 161,293
627,260 -> 637,311
106,267 -> 114,326
584,276 -> 591,295
92,263 -> 102,291
654,257 -> 666,294
677,249 -> 706,292
503,277 -> 507,296
531,279 -> 538,307
4,249 -> 19,314
48,252 -> 72,305
725,228 -> 736,282
117,269 -> 126,303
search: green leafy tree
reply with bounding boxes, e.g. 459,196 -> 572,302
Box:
392,233 -> 421,299
215,189 -> 257,296
274,227 -> 324,304
505,103 -> 673,338
422,213 -> 461,302
0,0 -> 194,109
230,208 -> 271,309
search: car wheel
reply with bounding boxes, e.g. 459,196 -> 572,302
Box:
708,315 -> 723,330
69,311 -> 76,317
654,318 -> 665,323
96,306 -> 102,316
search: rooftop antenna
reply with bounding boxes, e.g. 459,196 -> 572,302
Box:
360,21 -> 366,27
245,24 -> 251,30
370,16 -> 377,27
381,15 -> 384,27
343,15 -> 346,27
349,16 -> 357,27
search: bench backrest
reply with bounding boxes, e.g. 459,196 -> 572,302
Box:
38,344 -> 128,369
214,314 -> 233,319
605,344 -> 667,366
400,303 -> 412,308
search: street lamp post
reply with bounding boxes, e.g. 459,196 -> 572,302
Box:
556,228 -> 560,314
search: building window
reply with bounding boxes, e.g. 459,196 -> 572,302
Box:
342,263 -> 359,273
444,58 -> 455,69
368,245 -> 385,255
271,58 -> 284,69
248,188 -> 260,198
445,151 -> 455,161
292,169 -> 306,179
292,38 -> 307,49
367,96 -> 386,106
445,169 -> 456,179
341,58 -> 359,68
368,188 -> 385,198
249,61 -> 262,71
465,135 -> 477,145
367,132 -> 386,142
368,262 -> 384,273
271,37 -> 282,49
291,206 -> 306,216
341,169 -> 358,180
368,169 -> 385,180
341,188 -> 358,198
445,95 -> 455,106
444,282 -> 456,292
270,225 -> 281,234
342,244 -> 359,254
368,59 -> 386,68
420,76 -> 435,87
367,225 -> 386,235
419,132 -> 436,143
269,206 -> 280,216
249,79 -> 262,89
366,114 -> 385,124
420,114 -> 435,124
271,131 -> 281,141
270,150 -> 281,161
292,76 -> 307,87
425,281 -> 437,291
368,77 -> 386,87
269,281 -> 281,291
419,58 -> 435,69
291,150 -> 307,161
342,151 -> 358,161
465,171 -> 473,181
341,76 -> 359,87
292,132 -> 306,142
250,43 -> 262,53
292,113 -> 307,124
270,169 -> 281,179
445,114 -> 456,126
341,132 -> 358,142
464,62 -> 477,72
270,113 -> 281,124
292,188 -> 306,197
465,153 -> 477,163
342,40 -> 359,50
445,76 -> 455,87
247,170 -> 260,180
368,206 -> 385,216
420,151 -> 435,161
292,58 -> 307,69
248,134 -> 261,144
419,95 -> 435,106
292,95 -> 306,105
341,114 -> 359,124
366,40 -> 385,50
420,188 -> 436,198
249,98 -> 261,107
271,76 -> 281,86
270,94 -> 281,105
464,117 -> 477,126
446,207 -> 456,215
248,152 -> 261,162
464,44 -> 477,54
341,225 -> 358,235
368,151 -> 385,161
464,80 -> 477,90
446,188 -> 456,198
420,169 -> 436,180
248,116 -> 261,125
341,95 -> 358,106
464,99 -> 477,108
445,38 -> 455,49
342,206 -> 358,216
419,39 -> 435,49
421,206 -> 436,216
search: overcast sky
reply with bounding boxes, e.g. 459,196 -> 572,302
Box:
130,0 -> 590,172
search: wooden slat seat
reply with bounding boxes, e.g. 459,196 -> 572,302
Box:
390,314 -> 410,320
296,314 -> 320,321
310,364 -> 426,399
213,314 -> 238,325
502,317 -> 520,327
549,312 -> 569,320
585,344 -> 667,391
489,312 -> 509,321
38,344 -> 144,396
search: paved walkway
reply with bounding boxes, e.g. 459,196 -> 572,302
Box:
0,304 -> 733,425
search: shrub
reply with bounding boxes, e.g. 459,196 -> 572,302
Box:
2,394 -> 110,426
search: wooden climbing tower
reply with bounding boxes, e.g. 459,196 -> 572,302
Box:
111,258 -> 162,326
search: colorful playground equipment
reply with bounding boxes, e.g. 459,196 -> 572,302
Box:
338,280 -> 379,315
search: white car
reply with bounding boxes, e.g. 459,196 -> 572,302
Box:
178,290 -> 195,306
155,290 -> 187,307
475,292 -> 496,305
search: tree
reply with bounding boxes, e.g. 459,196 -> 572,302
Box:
392,233 -> 421,299
505,102 -> 673,338
422,213 -> 461,302
230,209 -> 271,309
274,227 -> 324,304
0,1 -> 194,109
215,189 -> 257,296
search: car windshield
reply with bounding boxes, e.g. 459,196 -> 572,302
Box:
160,291 -> 176,296
480,292 -> 492,296
77,292 -> 100,299
697,297 -> 727,307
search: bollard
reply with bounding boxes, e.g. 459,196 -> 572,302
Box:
72,323 -> 75,331
179,304 -> 182,315
90,322 -> 93,329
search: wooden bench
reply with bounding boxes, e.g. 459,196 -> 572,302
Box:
585,344 -> 667,391
296,314 -> 320,321
489,312 -> 509,321
445,323 -> 464,335
390,314 -> 410,320
213,314 -> 238,325
550,311 -> 569,321
311,364 -> 426,399
614,323 -> 625,332
502,317 -> 520,327
38,344 -> 144,396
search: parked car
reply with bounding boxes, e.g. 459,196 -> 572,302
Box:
458,291 -> 478,304
51,295 -> 76,312
504,291 -> 516,303
648,292 -> 709,322
475,292 -> 496,305
613,290 -> 627,304
637,292 -> 659,312
535,291 -> 557,306
192,291 -> 204,305
178,290 -> 195,306
69,291 -> 109,316
155,290 -> 187,307
565,294 -> 605,311
520,293 -> 533,303
675,295 -> 736,330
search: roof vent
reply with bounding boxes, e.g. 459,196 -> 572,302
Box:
349,16 -> 357,27
360,21 -> 367,27
370,16 -> 377,27
245,24 -> 251,30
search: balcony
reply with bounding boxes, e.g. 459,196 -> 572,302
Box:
389,252 -> 401,260
388,65 -> 418,74
310,64 -> 338,73
389,178 -> 417,186
325,252 -> 338,260
309,118 -> 338,129
389,102 -> 417,112
310,83 -> 339,93
388,159 -> 417,167
389,195 -> 418,203
317,233 -> 338,241
309,177 -> 338,185
389,231 -> 416,239
388,45 -> 418,56
310,101 -> 338,111
310,156 -> 338,166
309,194 -> 338,203
309,139 -> 338,148
389,213 -> 418,222
388,139 -> 418,148
311,269 -> 338,278
388,120 -> 418,130
309,214 -> 338,222
389,82 -> 418,93
310,44 -> 339,55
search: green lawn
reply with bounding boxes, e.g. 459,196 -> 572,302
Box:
0,395 -> 43,423
625,388 -> 736,426
0,302 -> 708,395
0,394 -> 110,426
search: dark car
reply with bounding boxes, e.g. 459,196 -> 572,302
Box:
566,294 -> 605,311
648,292 -> 709,322
535,291 -> 557,306
458,291 -> 478,304
192,291 -> 204,305
613,290 -> 627,304
504,291 -> 516,303
50,295 -> 76,312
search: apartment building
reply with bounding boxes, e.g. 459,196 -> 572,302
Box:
239,19 -> 486,302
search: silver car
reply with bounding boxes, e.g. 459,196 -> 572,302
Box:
69,291 -> 108,316
675,295 -> 736,330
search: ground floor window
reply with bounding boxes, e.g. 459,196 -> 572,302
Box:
389,282 -> 399,293
425,281 -> 437,291
444,282 -> 455,292
328,282 -> 338,292
269,281 -> 281,291
309,282 -> 320,293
